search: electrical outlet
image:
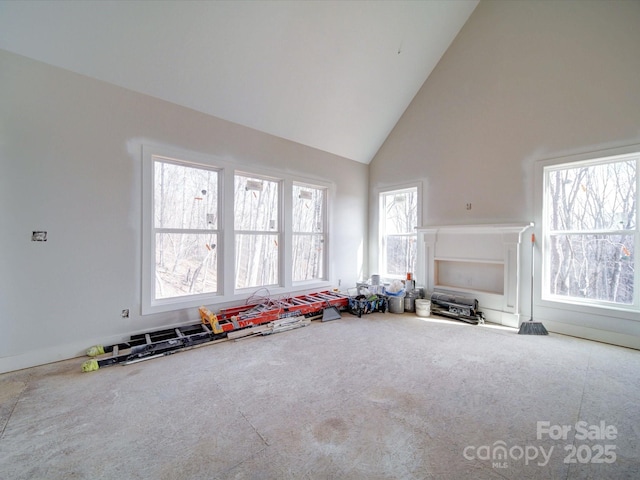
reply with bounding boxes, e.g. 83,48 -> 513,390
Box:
121,309 -> 129,318
338,279 -> 342,287
466,203 -> 472,211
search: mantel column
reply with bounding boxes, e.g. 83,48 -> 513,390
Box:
418,230 -> 438,294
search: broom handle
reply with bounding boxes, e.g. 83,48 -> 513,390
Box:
530,233 -> 535,322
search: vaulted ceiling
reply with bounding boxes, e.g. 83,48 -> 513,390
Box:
0,0 -> 478,164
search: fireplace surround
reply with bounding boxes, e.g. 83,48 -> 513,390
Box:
416,223 -> 533,326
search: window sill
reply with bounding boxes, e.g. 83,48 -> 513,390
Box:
143,281 -> 334,315
540,296 -> 639,321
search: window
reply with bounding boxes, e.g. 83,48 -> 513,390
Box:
142,145 -> 332,314
292,184 -> 326,282
379,186 -> 418,279
153,158 -> 219,299
234,174 -> 280,289
543,151 -> 638,309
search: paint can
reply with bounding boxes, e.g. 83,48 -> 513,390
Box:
388,294 -> 405,314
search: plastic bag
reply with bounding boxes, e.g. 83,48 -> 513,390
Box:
385,280 -> 405,297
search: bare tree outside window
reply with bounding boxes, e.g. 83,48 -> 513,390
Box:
380,188 -> 417,278
292,184 -> 325,281
153,159 -> 218,299
234,174 -> 279,289
545,156 -> 637,305
144,147 -> 334,314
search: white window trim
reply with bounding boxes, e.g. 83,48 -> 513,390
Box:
233,172 -> 282,291
534,144 -> 640,320
292,181 -> 329,285
142,144 -> 334,315
376,182 -> 422,282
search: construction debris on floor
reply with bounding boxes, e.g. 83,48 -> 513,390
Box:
429,291 -> 485,325
81,285 -> 487,372
81,290 -> 350,372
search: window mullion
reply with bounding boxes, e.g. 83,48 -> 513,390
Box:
222,168 -> 235,296
282,179 -> 292,288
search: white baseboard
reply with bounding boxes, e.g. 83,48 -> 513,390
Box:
0,319 -> 203,374
3,315 -> 638,374
0,341 -> 89,374
481,308 -> 520,328
542,320 -> 640,350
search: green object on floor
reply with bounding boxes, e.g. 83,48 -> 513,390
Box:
86,345 -> 104,357
81,360 -> 99,372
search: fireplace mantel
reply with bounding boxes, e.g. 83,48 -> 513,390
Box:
416,223 -> 533,326
418,223 -> 533,235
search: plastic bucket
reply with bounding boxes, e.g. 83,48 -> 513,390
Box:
388,295 -> 405,314
415,299 -> 431,317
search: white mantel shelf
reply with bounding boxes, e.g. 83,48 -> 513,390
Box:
416,222 -> 534,327
417,223 -> 533,234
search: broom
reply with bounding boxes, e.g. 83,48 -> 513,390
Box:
518,233 -> 549,335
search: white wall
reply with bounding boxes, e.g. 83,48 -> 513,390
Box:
369,0 -> 640,347
0,49 -> 368,373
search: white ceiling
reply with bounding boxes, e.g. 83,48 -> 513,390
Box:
0,0 -> 478,164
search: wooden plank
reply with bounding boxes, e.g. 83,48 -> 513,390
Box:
227,325 -> 272,340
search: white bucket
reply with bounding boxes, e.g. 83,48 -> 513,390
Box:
415,299 -> 431,317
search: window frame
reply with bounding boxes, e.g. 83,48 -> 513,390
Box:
536,145 -> 640,317
142,145 -> 333,315
233,172 -> 282,291
377,183 -> 421,281
292,182 -> 328,284
151,157 -> 221,299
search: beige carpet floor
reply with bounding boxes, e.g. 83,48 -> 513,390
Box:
1,312 -> 639,479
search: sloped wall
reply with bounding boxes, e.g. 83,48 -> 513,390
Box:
369,0 -> 640,347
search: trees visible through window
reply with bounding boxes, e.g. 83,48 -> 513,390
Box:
379,187 -> 418,278
143,146 -> 333,314
544,153 -> 638,306
234,174 -> 279,289
292,184 -> 325,281
153,159 -> 219,299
